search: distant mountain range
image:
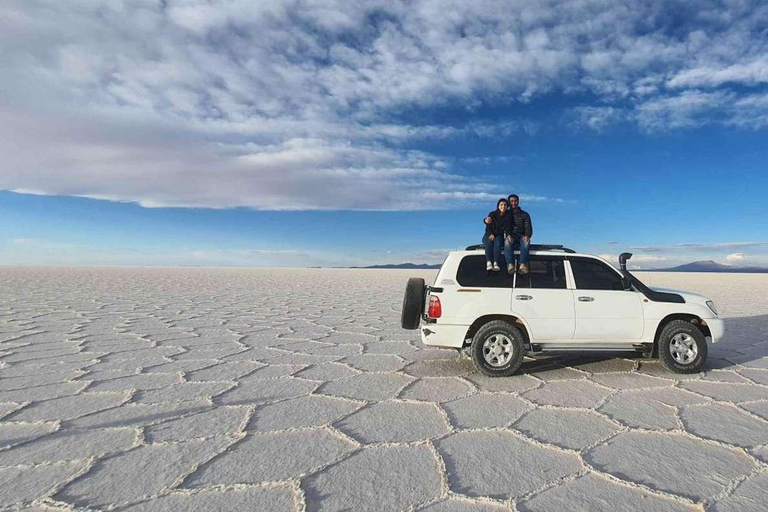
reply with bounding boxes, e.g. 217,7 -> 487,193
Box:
653,260 -> 768,273
354,259 -> 768,272
354,263 -> 441,269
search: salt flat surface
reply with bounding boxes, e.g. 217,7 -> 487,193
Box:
1,267 -> 767,511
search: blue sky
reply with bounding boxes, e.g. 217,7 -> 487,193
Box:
1,1 -> 768,268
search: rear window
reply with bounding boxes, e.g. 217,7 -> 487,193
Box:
456,255 -> 512,288
514,257 -> 567,289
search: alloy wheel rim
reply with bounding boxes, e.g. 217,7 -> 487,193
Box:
483,334 -> 513,367
669,333 -> 698,364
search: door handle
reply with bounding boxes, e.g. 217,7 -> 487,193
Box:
515,295 -> 533,301
578,296 -> 594,302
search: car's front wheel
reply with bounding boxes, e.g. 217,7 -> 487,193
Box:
658,320 -> 708,374
470,320 -> 525,377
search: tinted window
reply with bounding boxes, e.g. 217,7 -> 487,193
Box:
456,255 -> 512,288
571,259 -> 624,290
514,257 -> 567,289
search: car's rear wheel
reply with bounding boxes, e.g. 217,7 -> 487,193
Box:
471,320 -> 525,377
658,320 -> 708,374
401,278 -> 425,330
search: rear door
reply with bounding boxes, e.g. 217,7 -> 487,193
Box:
451,254 -> 513,321
569,257 -> 644,340
511,256 -> 575,340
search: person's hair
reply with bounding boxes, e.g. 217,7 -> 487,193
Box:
508,194 -> 519,202
497,198 -> 507,209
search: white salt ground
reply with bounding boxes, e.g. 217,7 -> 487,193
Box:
0,267 -> 767,511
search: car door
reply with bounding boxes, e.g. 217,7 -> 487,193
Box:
453,254 -> 513,321
511,256 -> 575,341
569,257 -> 644,340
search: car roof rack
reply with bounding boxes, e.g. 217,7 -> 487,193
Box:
464,243 -> 576,254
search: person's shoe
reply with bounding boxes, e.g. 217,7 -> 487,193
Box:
492,262 -> 500,272
486,261 -> 493,271
518,263 -> 529,275
507,263 -> 515,275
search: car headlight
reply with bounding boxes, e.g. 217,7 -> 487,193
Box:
706,300 -> 718,316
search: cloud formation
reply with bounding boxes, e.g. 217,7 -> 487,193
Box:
2,1 -> 767,209
595,241 -> 768,269
725,252 -> 747,262
630,242 -> 768,253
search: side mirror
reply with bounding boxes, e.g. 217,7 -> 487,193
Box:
621,276 -> 632,290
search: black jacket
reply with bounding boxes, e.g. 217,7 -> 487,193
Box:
509,207 -> 533,237
484,210 -> 512,237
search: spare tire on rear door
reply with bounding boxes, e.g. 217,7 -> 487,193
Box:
401,278 -> 426,330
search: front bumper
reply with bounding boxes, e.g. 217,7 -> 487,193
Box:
704,317 -> 725,343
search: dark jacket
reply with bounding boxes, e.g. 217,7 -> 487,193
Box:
484,210 -> 512,237
509,207 -> 533,237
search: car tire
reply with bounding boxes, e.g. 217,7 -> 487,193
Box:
658,320 -> 708,374
401,278 -> 425,330
471,320 -> 525,377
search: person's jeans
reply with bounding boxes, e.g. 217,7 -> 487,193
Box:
505,234 -> 530,265
482,234 -> 503,263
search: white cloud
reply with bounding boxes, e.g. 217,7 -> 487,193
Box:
409,248 -> 453,264
630,242 -> 768,253
668,58 -> 768,89
570,107 -> 626,131
1,236 -> 452,267
597,253 -> 668,268
729,93 -> 768,129
635,90 -> 735,131
2,1 -> 768,209
593,243 -> 768,269
630,255 -> 667,263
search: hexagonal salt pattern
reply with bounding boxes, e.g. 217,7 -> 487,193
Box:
521,380 -> 612,408
248,395 -> 362,431
185,430 -> 357,486
435,430 -> 581,498
2,267 -> 768,511
710,473 -> 768,512
335,400 -> 450,443
303,445 -> 443,512
120,486 -> 297,511
517,473 -> 697,512
585,432 -> 755,501
443,393 -> 530,429
513,408 -> 620,450
679,403 -> 768,447
417,498 -> 510,511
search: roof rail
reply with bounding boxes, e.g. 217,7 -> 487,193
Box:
465,243 -> 575,254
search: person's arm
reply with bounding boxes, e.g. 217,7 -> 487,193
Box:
504,213 -> 513,242
484,211 -> 494,237
525,212 -> 533,239
506,213 -> 516,242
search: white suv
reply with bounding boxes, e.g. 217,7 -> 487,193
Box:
401,245 -> 724,377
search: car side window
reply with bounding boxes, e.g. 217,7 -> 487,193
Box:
570,259 -> 624,290
456,255 -> 512,288
514,257 -> 567,289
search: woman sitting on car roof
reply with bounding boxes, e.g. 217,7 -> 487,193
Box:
482,198 -> 513,272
